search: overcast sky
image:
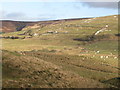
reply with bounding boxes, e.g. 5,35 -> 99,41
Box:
0,1 -> 118,21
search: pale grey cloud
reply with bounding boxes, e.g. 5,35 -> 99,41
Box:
82,2 -> 118,9
0,12 -> 57,21
5,12 -> 26,18
2,12 -> 29,21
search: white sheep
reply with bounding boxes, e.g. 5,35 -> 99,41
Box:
100,56 -> 103,58
106,56 -> 109,58
96,51 -> 100,53
105,25 -> 109,28
114,57 -> 117,59
34,33 -> 38,36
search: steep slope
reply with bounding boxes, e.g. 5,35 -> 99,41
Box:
2,50 -> 109,88
0,20 -> 37,33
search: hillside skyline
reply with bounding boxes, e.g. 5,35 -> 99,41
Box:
0,2 -> 118,21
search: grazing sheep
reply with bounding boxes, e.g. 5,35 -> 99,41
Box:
55,31 -> 58,34
106,56 -> 109,58
105,24 -> 109,28
114,57 -> 117,59
96,51 -> 100,53
34,33 -> 38,36
100,56 -> 103,58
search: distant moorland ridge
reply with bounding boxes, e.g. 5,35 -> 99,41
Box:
0,18 -> 90,33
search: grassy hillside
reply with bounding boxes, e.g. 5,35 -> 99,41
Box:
1,15 -> 119,88
3,50 -> 110,88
